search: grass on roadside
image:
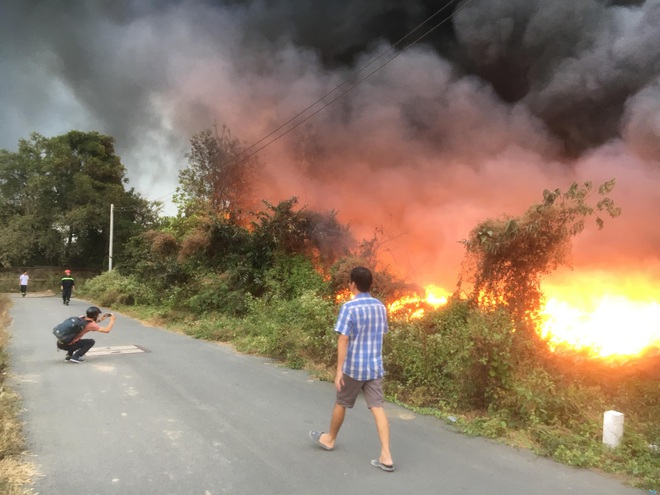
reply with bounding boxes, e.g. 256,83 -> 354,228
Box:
0,295 -> 36,495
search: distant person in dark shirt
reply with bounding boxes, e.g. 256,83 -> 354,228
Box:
61,269 -> 75,305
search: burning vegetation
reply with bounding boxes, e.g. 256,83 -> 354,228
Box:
540,278 -> 660,360
385,283 -> 660,361
382,179 -> 657,362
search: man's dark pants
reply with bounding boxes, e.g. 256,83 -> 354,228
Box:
57,338 -> 95,358
62,288 -> 72,304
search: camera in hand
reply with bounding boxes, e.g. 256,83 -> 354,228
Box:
104,313 -> 113,317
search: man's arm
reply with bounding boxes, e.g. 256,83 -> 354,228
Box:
335,334 -> 349,391
96,314 -> 117,334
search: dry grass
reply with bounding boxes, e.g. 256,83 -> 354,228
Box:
0,295 -> 36,495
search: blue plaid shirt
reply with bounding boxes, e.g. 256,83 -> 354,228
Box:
335,292 -> 388,381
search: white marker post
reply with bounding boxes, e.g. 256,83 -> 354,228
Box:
603,410 -> 624,448
109,203 -> 114,272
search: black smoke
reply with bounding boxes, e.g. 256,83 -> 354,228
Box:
1,0 -> 659,285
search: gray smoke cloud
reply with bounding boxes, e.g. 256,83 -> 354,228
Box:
1,0 -> 659,287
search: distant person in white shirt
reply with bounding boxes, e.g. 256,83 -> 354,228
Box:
19,271 -> 29,297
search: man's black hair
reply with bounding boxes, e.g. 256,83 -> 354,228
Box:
86,306 -> 102,320
350,266 -> 373,293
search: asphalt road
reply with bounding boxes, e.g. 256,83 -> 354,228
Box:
6,293 -> 644,495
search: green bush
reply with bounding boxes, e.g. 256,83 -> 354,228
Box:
385,300 -> 515,410
237,290 -> 336,368
80,270 -> 154,306
181,273 -> 250,317
610,376 -> 660,445
263,254 -> 328,300
463,413 -> 510,438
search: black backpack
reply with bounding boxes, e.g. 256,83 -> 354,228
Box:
53,316 -> 90,344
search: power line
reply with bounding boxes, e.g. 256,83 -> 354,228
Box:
152,0 -> 476,205
234,0 -> 476,161
237,0 -> 463,159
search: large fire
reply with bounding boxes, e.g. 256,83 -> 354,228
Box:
540,296 -> 660,358
540,273 -> 660,359
382,274 -> 660,361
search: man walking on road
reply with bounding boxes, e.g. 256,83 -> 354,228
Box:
19,271 -> 29,297
60,269 -> 75,305
309,266 -> 395,472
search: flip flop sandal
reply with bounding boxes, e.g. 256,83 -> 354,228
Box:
370,459 -> 395,472
309,430 -> 334,451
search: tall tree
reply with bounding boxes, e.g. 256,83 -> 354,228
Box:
176,125 -> 259,223
0,131 -> 158,268
458,180 -> 621,340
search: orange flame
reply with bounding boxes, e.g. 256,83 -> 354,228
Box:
540,297 -> 660,358
387,285 -> 449,319
382,275 -> 660,360
540,273 -> 660,359
335,288 -> 352,305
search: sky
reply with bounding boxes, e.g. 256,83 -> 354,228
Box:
1,0 -> 659,289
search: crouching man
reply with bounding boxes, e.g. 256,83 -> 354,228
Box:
57,306 -> 116,363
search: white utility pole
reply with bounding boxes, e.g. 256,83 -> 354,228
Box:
109,203 -> 114,271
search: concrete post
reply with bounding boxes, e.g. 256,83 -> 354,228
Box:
603,410 -> 624,448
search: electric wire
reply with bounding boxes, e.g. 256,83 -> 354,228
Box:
150,0 -> 476,206
235,0 -> 476,162
237,0 -> 463,159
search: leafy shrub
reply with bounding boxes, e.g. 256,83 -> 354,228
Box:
498,367 -> 605,429
608,375 -> 660,446
460,306 -> 515,406
385,300 -> 515,410
263,254 -> 328,300
81,270 -> 154,306
181,273 -> 250,317
463,413 -> 510,438
237,291 -> 336,368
